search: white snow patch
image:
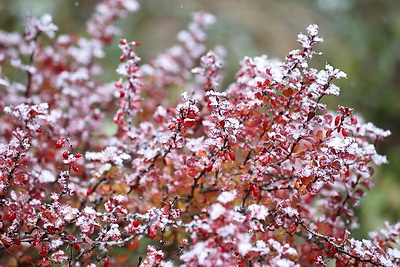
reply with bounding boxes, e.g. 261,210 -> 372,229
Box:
217,190 -> 236,204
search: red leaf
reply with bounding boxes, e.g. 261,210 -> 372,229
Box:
204,162 -> 213,172
33,238 -> 41,246
39,245 -> 48,256
283,88 -> 294,97
67,235 -> 76,241
87,188 -> 94,195
228,151 -> 236,161
8,213 -> 16,223
334,116 -> 341,126
183,118 -> 195,128
307,112 -> 315,121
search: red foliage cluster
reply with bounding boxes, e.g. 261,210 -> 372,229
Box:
0,0 -> 398,266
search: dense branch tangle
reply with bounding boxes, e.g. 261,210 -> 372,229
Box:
0,3 -> 396,266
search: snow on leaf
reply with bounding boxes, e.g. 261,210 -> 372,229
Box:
51,250 -> 69,264
282,207 -> 299,217
24,13 -> 58,41
60,205 -> 79,222
141,245 -> 165,266
105,223 -> 122,240
248,204 -> 269,220
38,170 -> 56,183
306,24 -> 319,36
49,239 -> 63,250
388,248 -> 400,260
326,136 -> 353,152
216,223 -> 236,237
85,146 -> 130,166
217,190 -> 237,204
120,0 -> 140,12
208,203 -> 226,220
237,233 -> 252,256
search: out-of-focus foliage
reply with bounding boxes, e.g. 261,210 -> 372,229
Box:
1,0 -> 399,239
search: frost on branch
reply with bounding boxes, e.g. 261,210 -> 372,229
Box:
87,0 -> 139,43
0,2 -> 397,266
140,12 -> 217,114
24,13 -> 58,41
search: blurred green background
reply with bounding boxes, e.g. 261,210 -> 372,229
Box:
1,0 -> 399,239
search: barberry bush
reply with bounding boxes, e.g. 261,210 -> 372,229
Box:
0,0 -> 399,266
